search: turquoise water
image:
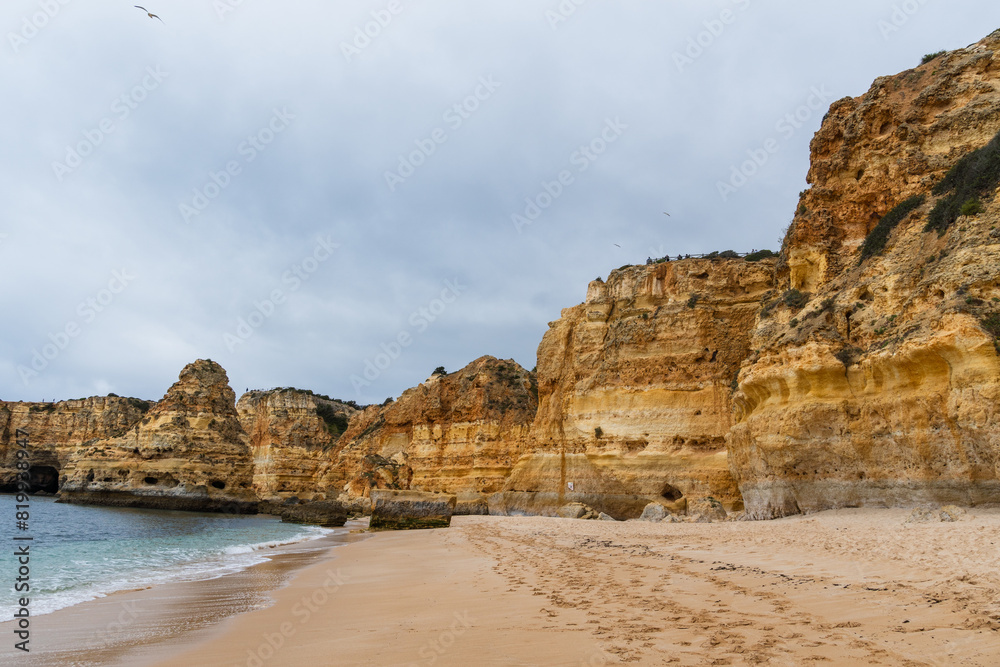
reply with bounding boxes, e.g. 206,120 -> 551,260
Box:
1,496 -> 331,616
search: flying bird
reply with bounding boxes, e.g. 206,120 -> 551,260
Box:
614,244 -> 621,248
135,6 -> 163,22
663,212 -> 671,217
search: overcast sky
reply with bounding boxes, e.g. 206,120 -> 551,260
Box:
0,1 -> 994,405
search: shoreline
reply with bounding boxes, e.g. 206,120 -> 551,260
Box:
0,520 -> 369,667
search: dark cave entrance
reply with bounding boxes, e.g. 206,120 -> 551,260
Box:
29,466 -> 59,494
659,483 -> 683,502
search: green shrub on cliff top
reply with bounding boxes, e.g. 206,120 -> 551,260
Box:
921,50 -> 947,65
745,249 -> 776,262
926,129 -> 1000,236
860,195 -> 925,261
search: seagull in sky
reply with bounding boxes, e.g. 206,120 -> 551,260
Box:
135,6 -> 163,22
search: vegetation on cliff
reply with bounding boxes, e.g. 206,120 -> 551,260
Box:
860,195 -> 925,260
926,129 -> 1000,236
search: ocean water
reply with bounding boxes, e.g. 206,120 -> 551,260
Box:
1,496 -> 332,617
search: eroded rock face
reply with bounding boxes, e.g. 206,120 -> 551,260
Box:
496,260 -> 775,518
236,389 -> 359,502
59,360 -> 258,513
325,356 -> 537,499
0,397 -> 151,492
730,32 -> 1000,519
784,31 -> 1000,292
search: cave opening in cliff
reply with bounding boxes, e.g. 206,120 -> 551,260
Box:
29,466 -> 59,494
660,483 -> 683,501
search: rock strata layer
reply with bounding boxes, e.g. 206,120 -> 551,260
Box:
236,389 -> 358,501
494,259 -> 775,518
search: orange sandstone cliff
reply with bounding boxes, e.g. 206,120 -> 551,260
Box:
6,32 -> 1000,523
323,356 -> 537,509
0,396 -> 150,493
236,388 -> 359,502
730,32 -> 1000,518
491,259 -> 775,518
59,360 -> 258,513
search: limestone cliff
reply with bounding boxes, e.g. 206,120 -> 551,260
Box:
784,31 -> 1000,292
494,259 -> 776,518
730,32 -> 1000,518
59,360 -> 258,513
324,357 -> 537,501
0,396 -> 151,493
236,389 -> 359,501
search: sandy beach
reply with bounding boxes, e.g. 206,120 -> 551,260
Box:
148,509 -> 1000,665
9,509 -> 1000,666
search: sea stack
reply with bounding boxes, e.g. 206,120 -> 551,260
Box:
59,359 -> 258,513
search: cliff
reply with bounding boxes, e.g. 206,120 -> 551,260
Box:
324,356 -> 537,502
493,259 -> 776,518
59,360 -> 258,513
730,32 -> 1000,518
236,389 -> 359,501
784,31 -> 1000,292
5,34 -> 1000,524
0,396 -> 151,493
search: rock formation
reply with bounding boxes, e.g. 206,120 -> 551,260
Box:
730,32 -> 1000,518
324,356 -> 537,502
261,499 -> 348,527
59,360 -> 258,513
368,490 -> 456,530
0,396 -> 151,493
236,389 -> 359,501
7,33 -> 1000,524
493,259 -> 775,518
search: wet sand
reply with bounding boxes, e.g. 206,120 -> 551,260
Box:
10,509 -> 1000,666
0,522 -> 368,667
